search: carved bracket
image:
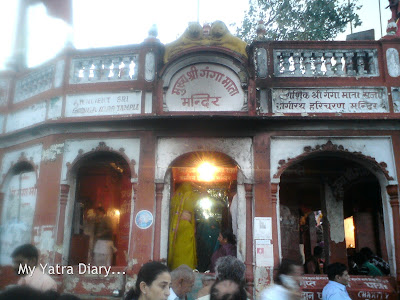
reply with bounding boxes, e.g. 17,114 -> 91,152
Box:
273,140 -> 393,180
66,142 -> 138,180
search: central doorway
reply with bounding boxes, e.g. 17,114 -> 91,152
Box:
167,151 -> 238,272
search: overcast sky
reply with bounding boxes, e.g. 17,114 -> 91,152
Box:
0,0 -> 393,69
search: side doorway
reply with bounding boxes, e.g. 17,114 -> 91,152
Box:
279,156 -> 389,274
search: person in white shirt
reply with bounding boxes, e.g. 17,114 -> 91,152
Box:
260,259 -> 303,300
168,264 -> 195,300
322,262 -> 352,300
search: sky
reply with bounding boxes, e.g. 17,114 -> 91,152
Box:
0,0 -> 394,70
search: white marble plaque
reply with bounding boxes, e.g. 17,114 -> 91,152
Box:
145,52 -> 155,82
65,92 -> 142,117
386,48 -> 400,77
165,64 -> 245,111
392,88 -> 400,112
272,87 -> 388,113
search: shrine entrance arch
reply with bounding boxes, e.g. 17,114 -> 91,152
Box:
272,139 -> 397,276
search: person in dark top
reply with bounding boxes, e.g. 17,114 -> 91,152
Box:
305,246 -> 325,274
353,252 -> 383,276
210,279 -> 247,300
360,247 -> 390,275
210,230 -> 237,273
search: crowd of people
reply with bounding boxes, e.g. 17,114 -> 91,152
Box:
0,241 -> 392,300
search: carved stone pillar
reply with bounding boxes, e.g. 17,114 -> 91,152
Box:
244,183 -> 254,296
153,182 -> 164,261
387,185 -> 400,283
55,184 -> 70,264
270,183 -> 280,267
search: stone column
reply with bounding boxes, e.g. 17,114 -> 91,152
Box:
270,183 -> 280,267
55,184 -> 70,264
387,185 -> 400,283
153,182 -> 164,261
0,193 -> 4,221
244,183 -> 254,296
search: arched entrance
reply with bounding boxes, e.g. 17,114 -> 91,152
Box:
166,151 -> 239,272
0,162 -> 37,265
279,154 -> 391,275
67,152 -> 132,266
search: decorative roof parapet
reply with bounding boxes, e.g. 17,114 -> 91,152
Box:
163,21 -> 248,63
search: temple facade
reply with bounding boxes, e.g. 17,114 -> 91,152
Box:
0,21 -> 400,299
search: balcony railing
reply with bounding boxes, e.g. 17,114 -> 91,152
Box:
69,54 -> 139,84
273,49 -> 379,77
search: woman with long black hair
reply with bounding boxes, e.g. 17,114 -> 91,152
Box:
125,261 -> 171,300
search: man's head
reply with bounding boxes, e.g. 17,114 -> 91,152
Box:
327,263 -> 349,286
11,244 -> 39,275
210,279 -> 247,300
275,259 -> 303,287
170,264 -> 195,298
360,247 -> 374,260
215,256 -> 246,284
95,206 -> 106,217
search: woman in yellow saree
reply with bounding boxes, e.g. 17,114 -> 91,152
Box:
168,182 -> 200,270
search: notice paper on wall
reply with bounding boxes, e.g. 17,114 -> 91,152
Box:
255,239 -> 274,267
254,217 -> 272,240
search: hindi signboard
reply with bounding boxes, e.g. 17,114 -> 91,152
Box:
66,92 -> 142,117
300,276 -> 396,300
272,87 -> 388,114
165,64 -> 245,112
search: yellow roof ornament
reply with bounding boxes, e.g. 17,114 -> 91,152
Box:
164,21 -> 248,63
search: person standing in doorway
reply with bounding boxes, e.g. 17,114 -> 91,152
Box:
93,206 -> 115,266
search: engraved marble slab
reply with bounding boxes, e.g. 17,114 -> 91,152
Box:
272,87 -> 388,113
65,92 -> 142,117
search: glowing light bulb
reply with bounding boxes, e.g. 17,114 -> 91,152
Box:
197,162 -> 217,181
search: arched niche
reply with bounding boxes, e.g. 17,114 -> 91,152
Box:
63,150 -> 134,266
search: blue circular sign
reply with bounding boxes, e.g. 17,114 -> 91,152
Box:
135,210 -> 153,229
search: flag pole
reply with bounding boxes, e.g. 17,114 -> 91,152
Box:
378,0 -> 383,38
197,0 -> 200,23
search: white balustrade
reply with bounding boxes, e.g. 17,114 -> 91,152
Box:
70,54 -> 139,84
14,65 -> 55,103
273,49 -> 379,77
